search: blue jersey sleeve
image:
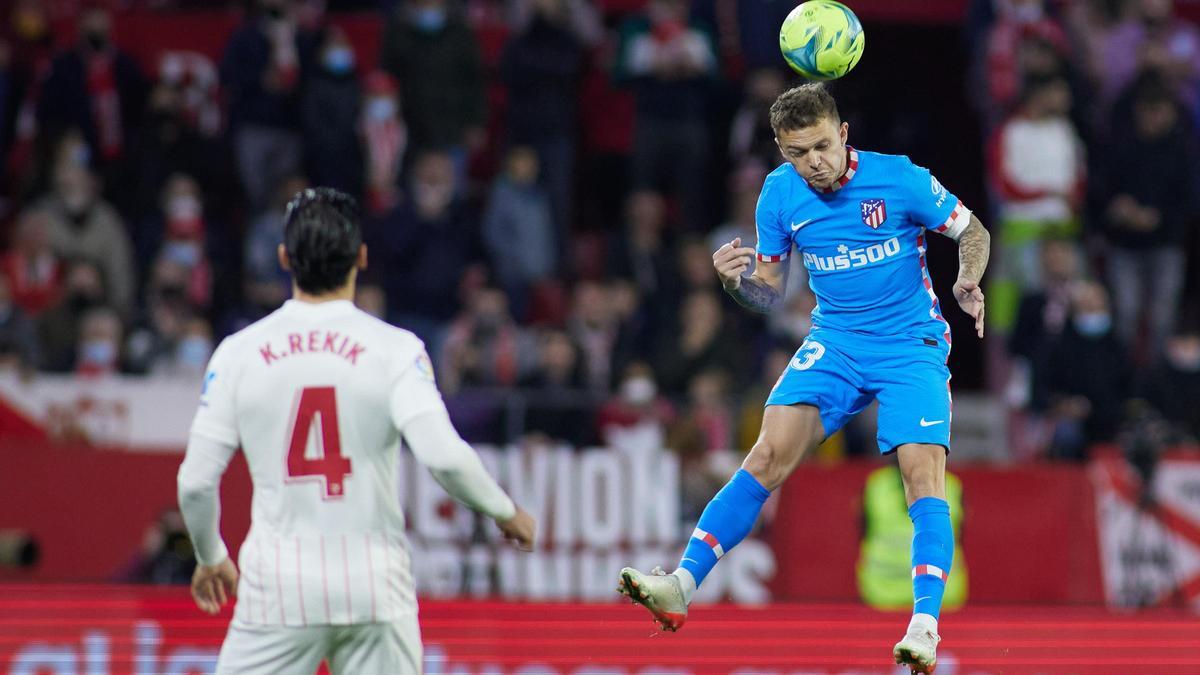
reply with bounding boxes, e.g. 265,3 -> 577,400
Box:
900,158 -> 971,239
754,174 -> 792,262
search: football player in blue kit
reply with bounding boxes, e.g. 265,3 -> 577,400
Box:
618,83 -> 990,674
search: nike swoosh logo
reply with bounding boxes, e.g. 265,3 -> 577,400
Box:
915,596 -> 932,603
919,418 -> 945,427
791,218 -> 814,231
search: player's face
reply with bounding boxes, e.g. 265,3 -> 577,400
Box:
776,119 -> 849,190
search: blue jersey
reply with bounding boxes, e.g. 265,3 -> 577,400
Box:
755,147 -> 971,341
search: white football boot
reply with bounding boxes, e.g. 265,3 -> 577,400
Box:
617,566 -> 688,632
893,614 -> 941,673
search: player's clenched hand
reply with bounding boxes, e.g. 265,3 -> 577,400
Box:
191,558 -> 238,615
496,506 -> 537,552
953,277 -> 986,339
712,237 -> 756,291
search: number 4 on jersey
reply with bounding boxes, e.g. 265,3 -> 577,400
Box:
286,386 -> 352,499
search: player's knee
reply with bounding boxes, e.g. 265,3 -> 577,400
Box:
742,440 -> 794,491
904,476 -> 939,504
901,464 -> 943,503
898,444 -> 946,503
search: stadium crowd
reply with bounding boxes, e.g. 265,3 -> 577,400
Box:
0,0 -> 1196,461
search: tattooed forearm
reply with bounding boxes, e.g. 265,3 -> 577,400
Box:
957,215 -> 991,284
727,275 -> 782,314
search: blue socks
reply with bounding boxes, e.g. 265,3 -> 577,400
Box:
909,496 -> 953,619
678,469 -> 771,588
676,470 -> 953,622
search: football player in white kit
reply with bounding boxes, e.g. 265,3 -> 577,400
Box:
177,188 -> 536,674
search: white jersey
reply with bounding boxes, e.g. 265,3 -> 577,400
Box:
191,299 -> 441,627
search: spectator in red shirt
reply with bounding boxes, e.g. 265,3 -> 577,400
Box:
597,361 -> 676,449
987,75 -> 1085,331
1,209 -> 62,316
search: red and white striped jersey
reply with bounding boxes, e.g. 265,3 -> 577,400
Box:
190,299 -> 441,626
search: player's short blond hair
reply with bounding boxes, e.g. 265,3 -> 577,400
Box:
769,83 -> 841,133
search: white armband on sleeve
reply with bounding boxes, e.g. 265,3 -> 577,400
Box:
401,406 -> 517,521
177,434 -> 237,566
934,201 -> 973,241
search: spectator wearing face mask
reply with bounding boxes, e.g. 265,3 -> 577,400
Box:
136,51 -> 235,223
37,145 -> 135,317
379,0 -> 485,169
596,362 -> 676,451
137,173 -> 227,312
359,71 -> 407,213
36,4 -> 147,215
1136,327 -> 1200,442
37,259 -> 107,372
301,27 -> 363,198
74,305 -> 125,376
1039,280 -> 1132,460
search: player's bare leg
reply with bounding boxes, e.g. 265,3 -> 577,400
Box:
618,404 -> 824,631
892,443 -> 949,674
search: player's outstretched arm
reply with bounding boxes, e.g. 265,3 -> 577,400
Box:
952,214 -> 991,338
713,237 -> 789,314
402,407 -> 536,551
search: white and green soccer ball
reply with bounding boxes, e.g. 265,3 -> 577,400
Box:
779,1 -> 866,81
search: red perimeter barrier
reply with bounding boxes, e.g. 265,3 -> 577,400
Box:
1,585 -> 1199,674
771,461 -> 1105,604
0,442 -> 1106,604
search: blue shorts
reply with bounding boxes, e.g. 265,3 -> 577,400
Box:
766,328 -> 953,454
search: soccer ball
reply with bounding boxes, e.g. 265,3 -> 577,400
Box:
779,1 -> 866,81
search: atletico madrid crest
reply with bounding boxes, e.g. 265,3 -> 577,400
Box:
860,199 -> 887,229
